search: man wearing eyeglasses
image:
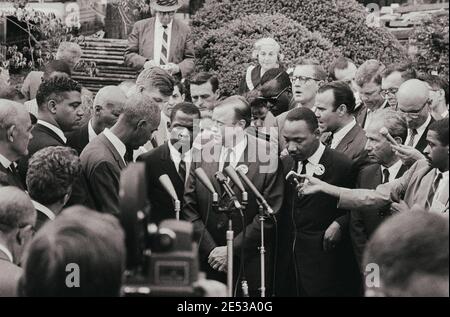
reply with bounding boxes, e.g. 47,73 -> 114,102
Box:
275,60 -> 327,152
380,63 -> 417,109
391,79 -> 434,168
0,187 -> 36,297
124,0 -> 195,79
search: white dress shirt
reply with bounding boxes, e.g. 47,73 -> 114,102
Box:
168,140 -> 192,183
331,118 -> 356,149
219,137 -> 247,172
381,159 -> 403,182
153,18 -> 173,65
37,120 -> 67,144
297,142 -> 326,176
0,153 -> 13,170
88,120 -> 97,142
103,128 -> 127,165
0,243 -> 13,263
431,170 -> 449,213
404,115 -> 432,148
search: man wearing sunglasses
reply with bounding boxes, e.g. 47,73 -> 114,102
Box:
392,79 -> 434,168
381,63 -> 417,109
124,0 -> 195,79
0,186 -> 36,297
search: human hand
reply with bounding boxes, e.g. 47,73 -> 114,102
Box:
208,246 -> 227,272
392,144 -> 425,167
323,221 -> 342,251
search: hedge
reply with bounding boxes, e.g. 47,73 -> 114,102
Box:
192,0 -> 408,66
194,13 -> 342,96
409,14 -> 449,78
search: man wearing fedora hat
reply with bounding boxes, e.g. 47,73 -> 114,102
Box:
124,0 -> 195,79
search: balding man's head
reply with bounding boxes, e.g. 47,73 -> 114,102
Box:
398,79 -> 431,129
0,99 -> 33,161
118,92 -> 161,150
92,86 -> 127,131
0,186 -> 36,264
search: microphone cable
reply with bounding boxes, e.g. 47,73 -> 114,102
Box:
270,213 -> 278,297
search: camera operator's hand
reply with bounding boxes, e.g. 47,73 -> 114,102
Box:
208,246 -> 227,272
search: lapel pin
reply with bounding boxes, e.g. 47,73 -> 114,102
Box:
314,164 -> 325,176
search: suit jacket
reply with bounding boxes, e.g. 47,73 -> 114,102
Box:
18,123 -> 66,183
333,123 -> 370,173
66,122 -> 89,155
354,103 -> 368,128
0,249 -> 22,297
80,133 -> 126,215
339,159 -> 449,214
276,148 -> 360,296
0,163 -> 25,190
415,117 -> 435,154
124,17 -> 195,78
275,109 -> 291,152
182,134 -> 284,292
137,143 -> 185,224
350,163 -> 406,268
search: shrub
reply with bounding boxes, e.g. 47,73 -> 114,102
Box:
409,14 -> 449,78
192,0 -> 408,66
194,13 -> 342,96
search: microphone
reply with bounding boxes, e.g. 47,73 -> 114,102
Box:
224,166 -> 248,203
235,166 -> 274,215
194,168 -> 219,203
215,171 -> 242,209
379,127 -> 399,147
159,174 -> 181,220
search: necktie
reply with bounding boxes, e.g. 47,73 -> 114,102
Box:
407,129 -> 418,147
8,163 -> 17,176
296,160 -> 308,175
222,148 -> 233,172
160,26 -> 169,66
179,157 -> 186,184
124,148 -> 133,164
426,172 -> 443,209
382,168 -> 390,184
323,133 -> 334,148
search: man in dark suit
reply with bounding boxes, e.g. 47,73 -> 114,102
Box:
0,100 -> 33,190
124,0 -> 195,78
391,79 -> 435,168
351,109 -> 409,268
138,102 -> 200,224
315,81 -> 369,170
276,107 -> 359,297
17,76 -> 84,182
67,86 -> 127,155
81,93 -> 161,215
26,146 -> 81,231
182,96 -> 284,296
0,187 -> 36,297
354,60 -> 390,130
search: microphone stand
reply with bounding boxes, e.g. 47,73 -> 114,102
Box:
215,174 -> 244,298
258,203 -> 266,297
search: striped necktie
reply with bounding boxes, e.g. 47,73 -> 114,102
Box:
160,25 -> 169,66
407,129 -> 418,147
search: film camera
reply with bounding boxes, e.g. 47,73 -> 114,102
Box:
119,163 -> 199,296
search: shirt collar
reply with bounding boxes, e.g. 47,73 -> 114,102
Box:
0,153 -> 12,169
308,142 -> 326,166
222,136 -> 247,161
32,200 -> 56,220
103,128 -> 127,161
0,243 -> 13,263
415,114 -> 432,136
88,120 -> 97,142
441,109 -> 449,118
37,120 -> 67,144
168,140 -> 192,165
331,118 -> 356,149
381,159 -> 403,180
155,18 -> 173,31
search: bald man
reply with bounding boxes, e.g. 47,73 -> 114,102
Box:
392,79 -> 434,167
67,86 -> 127,155
0,100 -> 33,189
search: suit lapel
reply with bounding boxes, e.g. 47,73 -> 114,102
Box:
335,124 -> 359,154
169,20 -> 179,63
100,134 -> 126,170
146,18 -> 155,60
36,124 -> 65,145
161,143 -> 184,192
415,118 -> 434,153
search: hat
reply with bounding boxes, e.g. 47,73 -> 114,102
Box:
150,0 -> 182,12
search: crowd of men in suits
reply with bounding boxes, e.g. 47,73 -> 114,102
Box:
0,0 -> 448,297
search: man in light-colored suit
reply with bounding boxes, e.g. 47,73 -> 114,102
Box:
124,0 -> 195,79
300,118 -> 449,215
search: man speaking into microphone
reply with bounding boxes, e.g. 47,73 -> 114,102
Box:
182,96 -> 284,296
276,107 -> 360,297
